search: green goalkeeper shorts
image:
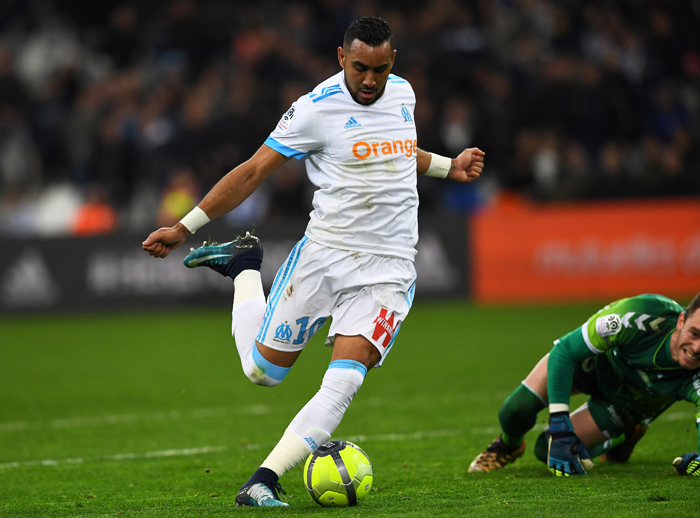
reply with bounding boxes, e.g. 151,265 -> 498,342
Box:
572,357 -> 661,439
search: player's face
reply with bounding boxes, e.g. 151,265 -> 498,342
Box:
338,39 -> 396,105
670,310 -> 700,370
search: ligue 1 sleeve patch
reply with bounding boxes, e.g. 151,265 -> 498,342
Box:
596,314 -> 622,337
277,105 -> 296,134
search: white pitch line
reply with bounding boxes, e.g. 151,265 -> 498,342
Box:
0,446 -> 227,470
0,405 -> 270,433
0,428 -> 471,470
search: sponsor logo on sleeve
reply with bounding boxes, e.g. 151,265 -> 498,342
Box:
596,314 -> 622,337
277,106 -> 296,134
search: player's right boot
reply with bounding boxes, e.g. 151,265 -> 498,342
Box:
235,481 -> 289,507
599,424 -> 649,463
235,467 -> 289,507
468,435 -> 526,473
183,231 -> 262,278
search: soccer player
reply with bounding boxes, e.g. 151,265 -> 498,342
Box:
469,292 -> 700,477
142,17 -> 485,506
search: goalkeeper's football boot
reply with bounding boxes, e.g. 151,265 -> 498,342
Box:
235,481 -> 288,507
468,435 -> 526,472
183,231 -> 262,278
599,424 -> 648,463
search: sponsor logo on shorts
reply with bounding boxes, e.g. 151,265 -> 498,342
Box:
352,139 -> 417,159
274,321 -> 293,343
596,314 -> 622,337
372,308 -> 396,348
606,404 -> 625,429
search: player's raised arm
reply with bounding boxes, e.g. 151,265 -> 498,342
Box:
142,145 -> 290,258
416,147 -> 485,183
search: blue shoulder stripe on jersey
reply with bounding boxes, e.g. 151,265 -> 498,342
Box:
388,74 -> 407,83
264,136 -> 306,160
310,84 -> 343,103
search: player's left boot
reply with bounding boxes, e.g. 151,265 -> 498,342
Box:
599,424 -> 649,463
183,231 -> 262,278
468,435 -> 526,473
235,467 -> 289,507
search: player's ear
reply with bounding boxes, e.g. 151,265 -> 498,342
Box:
338,46 -> 345,68
677,312 -> 686,330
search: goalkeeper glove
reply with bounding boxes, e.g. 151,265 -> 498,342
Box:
547,412 -> 594,477
673,452 -> 700,476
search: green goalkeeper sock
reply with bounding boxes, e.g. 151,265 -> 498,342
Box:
587,434 -> 626,458
498,382 -> 546,448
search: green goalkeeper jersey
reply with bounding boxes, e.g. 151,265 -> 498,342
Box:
548,294 -> 700,447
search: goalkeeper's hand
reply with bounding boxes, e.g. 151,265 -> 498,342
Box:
547,412 -> 594,477
673,452 -> 700,476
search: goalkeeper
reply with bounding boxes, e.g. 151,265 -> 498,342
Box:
469,292 -> 700,477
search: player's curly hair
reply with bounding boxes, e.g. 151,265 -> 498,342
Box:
686,291 -> 700,316
344,16 -> 395,50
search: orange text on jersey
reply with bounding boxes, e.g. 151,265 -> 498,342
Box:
352,139 -> 418,160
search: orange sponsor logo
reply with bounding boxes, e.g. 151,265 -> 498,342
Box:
352,139 -> 418,159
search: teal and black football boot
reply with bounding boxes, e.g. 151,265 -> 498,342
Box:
183,231 -> 263,278
235,481 -> 288,507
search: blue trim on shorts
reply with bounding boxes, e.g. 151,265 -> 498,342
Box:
252,343 -> 291,381
328,359 -> 367,378
257,236 -> 308,343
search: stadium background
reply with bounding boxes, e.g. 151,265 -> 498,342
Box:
2,1 -> 700,515
0,0 -> 698,313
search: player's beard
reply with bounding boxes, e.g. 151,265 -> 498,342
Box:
344,74 -> 386,106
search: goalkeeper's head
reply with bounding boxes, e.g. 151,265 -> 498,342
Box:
670,291 -> 700,370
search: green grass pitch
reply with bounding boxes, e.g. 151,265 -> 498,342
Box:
1,301 -> 698,517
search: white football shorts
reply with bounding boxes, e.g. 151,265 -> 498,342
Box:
256,236 -> 417,367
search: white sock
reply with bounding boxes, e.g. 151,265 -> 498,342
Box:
231,270 -> 265,367
261,361 -> 367,478
232,270 -> 266,373
261,429 -> 314,478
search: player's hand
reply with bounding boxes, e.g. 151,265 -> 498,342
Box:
673,452 -> 700,476
142,224 -> 189,258
447,148 -> 485,183
548,434 -> 593,476
547,412 -> 594,477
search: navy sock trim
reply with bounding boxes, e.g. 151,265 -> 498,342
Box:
242,467 -> 278,490
227,248 -> 262,279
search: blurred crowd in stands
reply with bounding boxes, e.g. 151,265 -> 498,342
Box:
0,0 -> 698,237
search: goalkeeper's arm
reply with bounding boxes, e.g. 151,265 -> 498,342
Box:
546,339 -> 597,476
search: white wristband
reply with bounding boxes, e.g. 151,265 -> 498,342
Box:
549,403 -> 570,414
180,206 -> 210,234
424,153 -> 452,178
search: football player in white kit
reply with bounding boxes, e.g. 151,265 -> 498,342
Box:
143,16 -> 484,506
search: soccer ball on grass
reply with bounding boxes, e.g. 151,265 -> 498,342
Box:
303,440 -> 373,507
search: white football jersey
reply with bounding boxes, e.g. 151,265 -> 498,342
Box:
266,70 -> 419,261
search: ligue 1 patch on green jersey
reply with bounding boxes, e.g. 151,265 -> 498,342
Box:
596,314 -> 622,337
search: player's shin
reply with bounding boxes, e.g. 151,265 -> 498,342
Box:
498,382 -> 546,447
231,270 -> 266,373
261,360 -> 367,478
